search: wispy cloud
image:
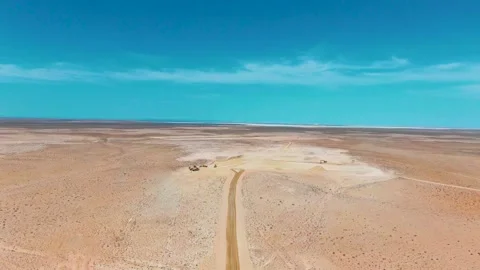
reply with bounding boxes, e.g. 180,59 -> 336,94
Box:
0,63 -> 97,82
366,56 -> 410,69
1,57 -> 479,86
430,62 -> 463,70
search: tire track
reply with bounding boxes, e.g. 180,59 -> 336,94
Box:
401,176 -> 480,192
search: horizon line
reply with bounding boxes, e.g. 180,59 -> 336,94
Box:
0,116 -> 479,131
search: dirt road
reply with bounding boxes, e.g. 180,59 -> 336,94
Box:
226,169 -> 244,270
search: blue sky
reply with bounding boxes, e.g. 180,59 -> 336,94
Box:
1,0 -> 479,128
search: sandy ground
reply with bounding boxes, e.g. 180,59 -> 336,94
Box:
0,124 -> 479,269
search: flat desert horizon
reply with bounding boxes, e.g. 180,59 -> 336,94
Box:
0,121 -> 479,269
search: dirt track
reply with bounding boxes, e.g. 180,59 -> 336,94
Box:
225,169 -> 244,270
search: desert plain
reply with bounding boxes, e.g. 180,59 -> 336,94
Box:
0,121 -> 479,270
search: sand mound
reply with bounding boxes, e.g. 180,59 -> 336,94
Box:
309,165 -> 326,173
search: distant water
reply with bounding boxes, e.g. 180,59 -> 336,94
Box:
0,117 -> 479,131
